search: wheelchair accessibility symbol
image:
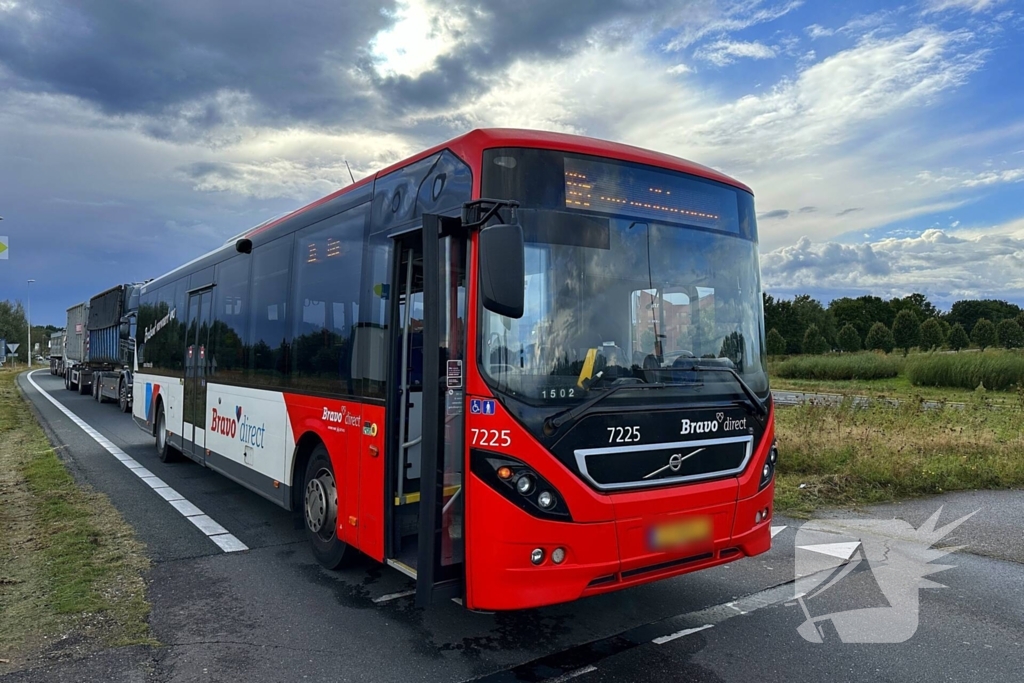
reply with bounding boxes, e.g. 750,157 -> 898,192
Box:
470,399 -> 496,416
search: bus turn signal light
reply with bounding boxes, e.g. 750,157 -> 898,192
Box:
497,466 -> 513,480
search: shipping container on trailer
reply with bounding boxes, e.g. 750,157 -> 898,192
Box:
65,284 -> 142,412
49,330 -> 65,376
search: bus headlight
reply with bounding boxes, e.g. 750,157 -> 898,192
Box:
530,548 -> 545,565
471,451 -> 572,521
759,442 -> 778,491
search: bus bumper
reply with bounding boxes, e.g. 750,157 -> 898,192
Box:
465,476 -> 775,611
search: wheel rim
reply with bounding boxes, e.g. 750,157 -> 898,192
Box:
305,467 -> 338,540
157,413 -> 166,451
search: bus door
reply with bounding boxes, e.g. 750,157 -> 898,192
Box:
385,215 -> 467,605
183,287 -> 213,463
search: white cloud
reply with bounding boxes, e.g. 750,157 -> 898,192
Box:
666,63 -> 694,74
369,0 -> 468,78
961,168 -> 1024,186
805,24 -> 833,39
694,39 -> 778,66
664,0 -> 804,51
922,0 -> 1008,15
762,229 -> 1024,305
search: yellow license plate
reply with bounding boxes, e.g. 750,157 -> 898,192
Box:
649,516 -> 712,551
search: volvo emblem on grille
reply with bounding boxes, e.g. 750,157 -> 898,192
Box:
643,447 -> 705,480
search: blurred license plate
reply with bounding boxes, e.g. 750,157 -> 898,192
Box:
649,516 -> 712,551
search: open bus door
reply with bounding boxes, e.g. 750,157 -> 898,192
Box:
386,214 -> 468,606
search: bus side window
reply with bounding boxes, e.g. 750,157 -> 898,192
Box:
248,236 -> 294,388
291,206 -> 365,395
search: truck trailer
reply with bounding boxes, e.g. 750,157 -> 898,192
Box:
65,284 -> 141,412
49,330 -> 66,376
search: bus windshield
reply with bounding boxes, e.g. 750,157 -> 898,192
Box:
479,150 -> 768,407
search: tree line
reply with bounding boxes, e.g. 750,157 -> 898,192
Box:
0,300 -> 60,362
764,294 -> 1024,356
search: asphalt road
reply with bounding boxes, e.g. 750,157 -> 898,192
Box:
9,369 -> 1024,682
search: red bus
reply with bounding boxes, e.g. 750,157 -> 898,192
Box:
133,129 -> 776,610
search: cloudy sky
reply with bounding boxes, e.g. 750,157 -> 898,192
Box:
1,0 -> 1022,325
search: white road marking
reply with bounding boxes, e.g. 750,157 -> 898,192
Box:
771,525 -> 787,538
372,589 -> 417,604
650,564 -> 854,645
547,665 -> 598,682
652,624 -> 714,644
797,541 -> 862,560
26,370 -> 249,553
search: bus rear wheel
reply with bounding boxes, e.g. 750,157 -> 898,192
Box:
156,404 -> 177,463
303,445 -> 349,569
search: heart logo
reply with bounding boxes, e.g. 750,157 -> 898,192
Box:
716,412 -> 724,421
236,405 -> 242,422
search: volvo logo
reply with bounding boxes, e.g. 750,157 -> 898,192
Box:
643,447 -> 705,480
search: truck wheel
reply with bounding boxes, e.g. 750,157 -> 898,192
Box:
119,380 -> 131,413
78,376 -> 89,395
156,403 -> 178,463
64,371 -> 71,391
303,444 -> 349,570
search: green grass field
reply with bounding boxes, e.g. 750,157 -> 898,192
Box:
0,370 -> 152,669
769,350 -> 1024,515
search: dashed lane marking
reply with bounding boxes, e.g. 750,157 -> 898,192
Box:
652,623 -> 714,645
26,370 -> 249,554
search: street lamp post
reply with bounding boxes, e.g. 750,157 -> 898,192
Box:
27,279 -> 35,368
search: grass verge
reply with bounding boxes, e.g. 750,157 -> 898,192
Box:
906,350 -> 1024,392
773,397 -> 1024,516
0,369 -> 152,670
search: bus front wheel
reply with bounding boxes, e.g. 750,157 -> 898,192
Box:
303,445 -> 349,569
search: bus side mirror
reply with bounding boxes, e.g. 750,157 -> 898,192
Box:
478,223 -> 525,319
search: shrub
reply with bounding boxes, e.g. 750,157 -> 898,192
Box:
996,319 -> 1023,349
865,322 -> 895,354
919,318 -> 944,351
972,318 -> 996,351
802,324 -> 828,355
892,310 -> 920,356
766,328 -> 787,356
773,353 -> 903,381
948,323 -> 969,351
906,350 -> 1024,391
837,324 -> 861,353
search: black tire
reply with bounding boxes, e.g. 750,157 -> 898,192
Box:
94,375 -> 103,402
119,380 -> 131,413
303,444 -> 349,569
156,403 -> 177,463
77,375 -> 89,395
64,371 -> 71,391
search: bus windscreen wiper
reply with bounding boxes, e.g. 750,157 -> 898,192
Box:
646,364 -> 768,418
544,381 -> 667,435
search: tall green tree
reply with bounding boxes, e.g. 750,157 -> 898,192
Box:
766,328 -> 787,356
0,300 -> 30,362
996,319 -> 1024,349
919,318 -> 944,351
1016,312 -> 1024,332
892,309 -> 921,356
828,295 -> 893,339
837,323 -> 861,353
947,323 -> 969,352
971,318 -> 997,351
889,293 -> 937,323
802,324 -> 828,355
946,300 -> 1022,333
865,322 -> 895,354
763,294 -> 835,355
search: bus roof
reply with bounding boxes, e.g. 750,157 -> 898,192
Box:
243,128 -> 749,241
143,129 -> 750,291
